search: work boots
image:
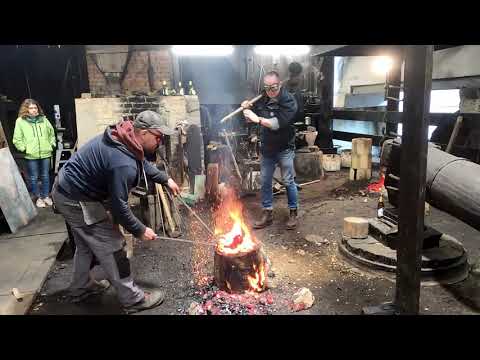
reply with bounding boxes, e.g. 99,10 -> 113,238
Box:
253,209 -> 273,229
285,209 -> 298,230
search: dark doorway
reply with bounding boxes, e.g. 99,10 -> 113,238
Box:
0,45 -> 90,146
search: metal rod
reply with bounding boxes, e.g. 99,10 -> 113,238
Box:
155,235 -> 215,247
222,130 -> 242,180
174,195 -> 215,237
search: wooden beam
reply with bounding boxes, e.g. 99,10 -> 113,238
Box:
395,45 -> 433,315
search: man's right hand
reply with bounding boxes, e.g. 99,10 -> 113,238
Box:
140,227 -> 157,241
241,100 -> 252,109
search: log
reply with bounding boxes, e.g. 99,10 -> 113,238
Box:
206,163 -> 219,202
351,153 -> 372,169
349,168 -> 372,181
156,183 -> 176,236
214,243 -> 266,294
343,217 -> 369,239
352,138 -> 372,156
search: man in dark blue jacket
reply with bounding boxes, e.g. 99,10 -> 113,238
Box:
242,71 -> 299,230
52,109 -> 180,314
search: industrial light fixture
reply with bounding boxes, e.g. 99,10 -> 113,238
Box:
372,56 -> 393,75
171,45 -> 234,56
254,45 -> 311,56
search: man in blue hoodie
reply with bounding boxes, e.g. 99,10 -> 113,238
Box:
52,109 -> 180,314
241,71 -> 299,230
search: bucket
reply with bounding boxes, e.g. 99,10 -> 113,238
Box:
340,149 -> 352,168
322,154 -> 341,172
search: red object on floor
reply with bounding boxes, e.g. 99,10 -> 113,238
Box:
367,174 -> 385,193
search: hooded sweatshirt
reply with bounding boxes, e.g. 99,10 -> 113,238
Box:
57,123 -> 169,237
12,115 -> 56,160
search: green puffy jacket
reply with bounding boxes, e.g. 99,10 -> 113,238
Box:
12,116 -> 56,160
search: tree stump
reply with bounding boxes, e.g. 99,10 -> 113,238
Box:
214,243 -> 266,294
343,217 -> 369,239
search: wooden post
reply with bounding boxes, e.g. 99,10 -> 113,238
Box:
395,45 -> 433,315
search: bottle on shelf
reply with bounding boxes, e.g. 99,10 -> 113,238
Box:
188,80 -> 197,95
162,80 -> 169,96
377,194 -> 385,218
178,81 -> 184,96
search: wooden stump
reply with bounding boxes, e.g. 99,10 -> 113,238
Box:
206,163 -> 219,202
214,243 -> 266,293
343,217 -> 369,239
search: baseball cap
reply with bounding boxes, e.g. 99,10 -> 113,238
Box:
133,109 -> 175,136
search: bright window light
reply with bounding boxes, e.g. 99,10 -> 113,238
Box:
397,123 -> 437,140
372,56 -> 393,75
254,45 -> 310,56
171,45 -> 234,56
398,89 -> 460,113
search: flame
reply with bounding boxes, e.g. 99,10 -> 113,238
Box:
214,187 -> 257,255
247,262 -> 266,292
214,186 -> 267,293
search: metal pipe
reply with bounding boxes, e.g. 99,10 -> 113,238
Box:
426,144 -> 480,232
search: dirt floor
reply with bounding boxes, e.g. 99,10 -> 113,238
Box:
30,169 -> 480,315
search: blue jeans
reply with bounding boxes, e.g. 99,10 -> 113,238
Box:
260,149 -> 298,210
26,158 -> 51,198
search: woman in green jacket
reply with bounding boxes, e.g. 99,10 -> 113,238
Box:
13,99 -> 56,208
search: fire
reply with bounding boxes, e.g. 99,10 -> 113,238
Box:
214,187 -> 257,255
213,186 -> 267,293
247,262 -> 266,292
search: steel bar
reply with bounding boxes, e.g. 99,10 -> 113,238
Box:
222,130 -> 242,180
155,235 -> 215,247
175,195 -> 215,237
395,45 -> 434,315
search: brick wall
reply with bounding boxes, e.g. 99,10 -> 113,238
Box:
75,95 -> 200,147
86,49 -> 173,96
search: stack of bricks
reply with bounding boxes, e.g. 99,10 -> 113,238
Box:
86,49 -> 173,96
349,138 -> 372,181
119,95 -> 162,119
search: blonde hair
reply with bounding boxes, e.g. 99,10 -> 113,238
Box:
18,99 -> 45,118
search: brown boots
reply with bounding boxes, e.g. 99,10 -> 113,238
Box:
285,209 -> 298,230
253,209 -> 273,229
253,209 -> 298,230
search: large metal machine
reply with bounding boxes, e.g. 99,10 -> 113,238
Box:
340,139 -> 479,284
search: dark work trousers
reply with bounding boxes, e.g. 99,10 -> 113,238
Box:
51,184 -> 144,307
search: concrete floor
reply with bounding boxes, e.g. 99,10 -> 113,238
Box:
0,207 -> 66,314
28,169 -> 480,315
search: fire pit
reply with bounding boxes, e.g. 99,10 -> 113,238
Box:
212,187 -> 267,294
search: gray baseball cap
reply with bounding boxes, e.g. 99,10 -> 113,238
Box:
133,109 -> 175,135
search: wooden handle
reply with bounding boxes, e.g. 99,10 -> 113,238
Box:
220,94 -> 263,123
156,183 -> 176,234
